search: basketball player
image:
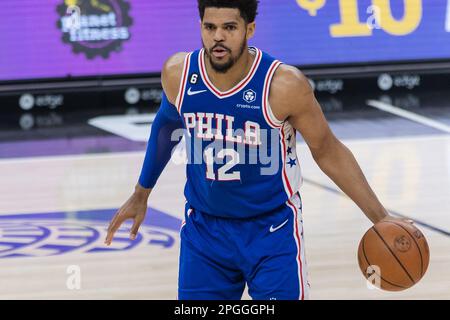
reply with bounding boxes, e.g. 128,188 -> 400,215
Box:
105,0 -> 412,300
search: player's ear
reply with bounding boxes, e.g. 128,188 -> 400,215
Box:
246,22 -> 256,40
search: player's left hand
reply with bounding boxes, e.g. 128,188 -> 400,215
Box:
104,193 -> 148,245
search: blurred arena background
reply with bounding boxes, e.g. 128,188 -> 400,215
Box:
0,0 -> 449,299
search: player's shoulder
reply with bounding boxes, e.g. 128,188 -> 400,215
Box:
163,52 -> 189,76
270,64 -> 312,97
268,64 -> 314,120
161,52 -> 190,104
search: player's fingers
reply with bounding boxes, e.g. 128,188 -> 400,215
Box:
105,214 -> 125,245
130,216 -> 144,240
105,226 -> 120,245
107,211 -> 122,230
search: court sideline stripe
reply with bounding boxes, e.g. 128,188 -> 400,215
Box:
302,177 -> 450,238
367,100 -> 450,134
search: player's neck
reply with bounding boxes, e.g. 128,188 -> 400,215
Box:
205,46 -> 254,92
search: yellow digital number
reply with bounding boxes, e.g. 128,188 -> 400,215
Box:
296,0 -> 327,16
330,0 -> 423,37
330,0 -> 372,37
373,0 -> 422,35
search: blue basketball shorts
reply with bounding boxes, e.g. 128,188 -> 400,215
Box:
178,192 -> 310,300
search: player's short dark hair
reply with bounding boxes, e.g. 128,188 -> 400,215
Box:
198,0 -> 259,23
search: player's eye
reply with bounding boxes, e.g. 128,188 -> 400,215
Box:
225,25 -> 237,31
205,25 -> 215,31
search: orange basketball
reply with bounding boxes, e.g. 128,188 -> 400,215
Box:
357,220 -> 430,291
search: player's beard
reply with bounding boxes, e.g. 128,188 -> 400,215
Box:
203,38 -> 247,74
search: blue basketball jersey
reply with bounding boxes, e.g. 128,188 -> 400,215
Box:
175,47 -> 302,218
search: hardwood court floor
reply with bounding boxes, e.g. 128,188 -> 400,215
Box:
0,133 -> 448,299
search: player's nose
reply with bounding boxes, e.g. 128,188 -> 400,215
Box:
213,28 -> 226,42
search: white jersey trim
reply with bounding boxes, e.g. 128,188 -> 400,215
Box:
279,122 -> 302,198
198,47 -> 262,99
286,193 -> 309,300
175,52 -> 192,114
262,60 -> 284,129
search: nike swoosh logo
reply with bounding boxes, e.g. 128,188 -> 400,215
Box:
187,88 -> 207,96
269,219 -> 289,233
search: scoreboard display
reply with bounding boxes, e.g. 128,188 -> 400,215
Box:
1,0 -> 449,82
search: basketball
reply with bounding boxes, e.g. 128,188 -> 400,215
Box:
357,220 -> 430,291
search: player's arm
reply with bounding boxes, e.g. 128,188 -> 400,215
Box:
135,52 -> 188,195
269,65 -> 389,224
105,53 -> 187,245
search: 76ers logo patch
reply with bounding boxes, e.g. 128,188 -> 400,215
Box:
57,0 -> 133,59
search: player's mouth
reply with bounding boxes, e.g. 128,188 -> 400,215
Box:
212,47 -> 229,58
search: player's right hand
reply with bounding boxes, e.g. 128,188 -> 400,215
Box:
104,193 -> 148,246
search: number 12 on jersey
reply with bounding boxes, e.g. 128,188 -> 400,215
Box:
204,146 -> 241,181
